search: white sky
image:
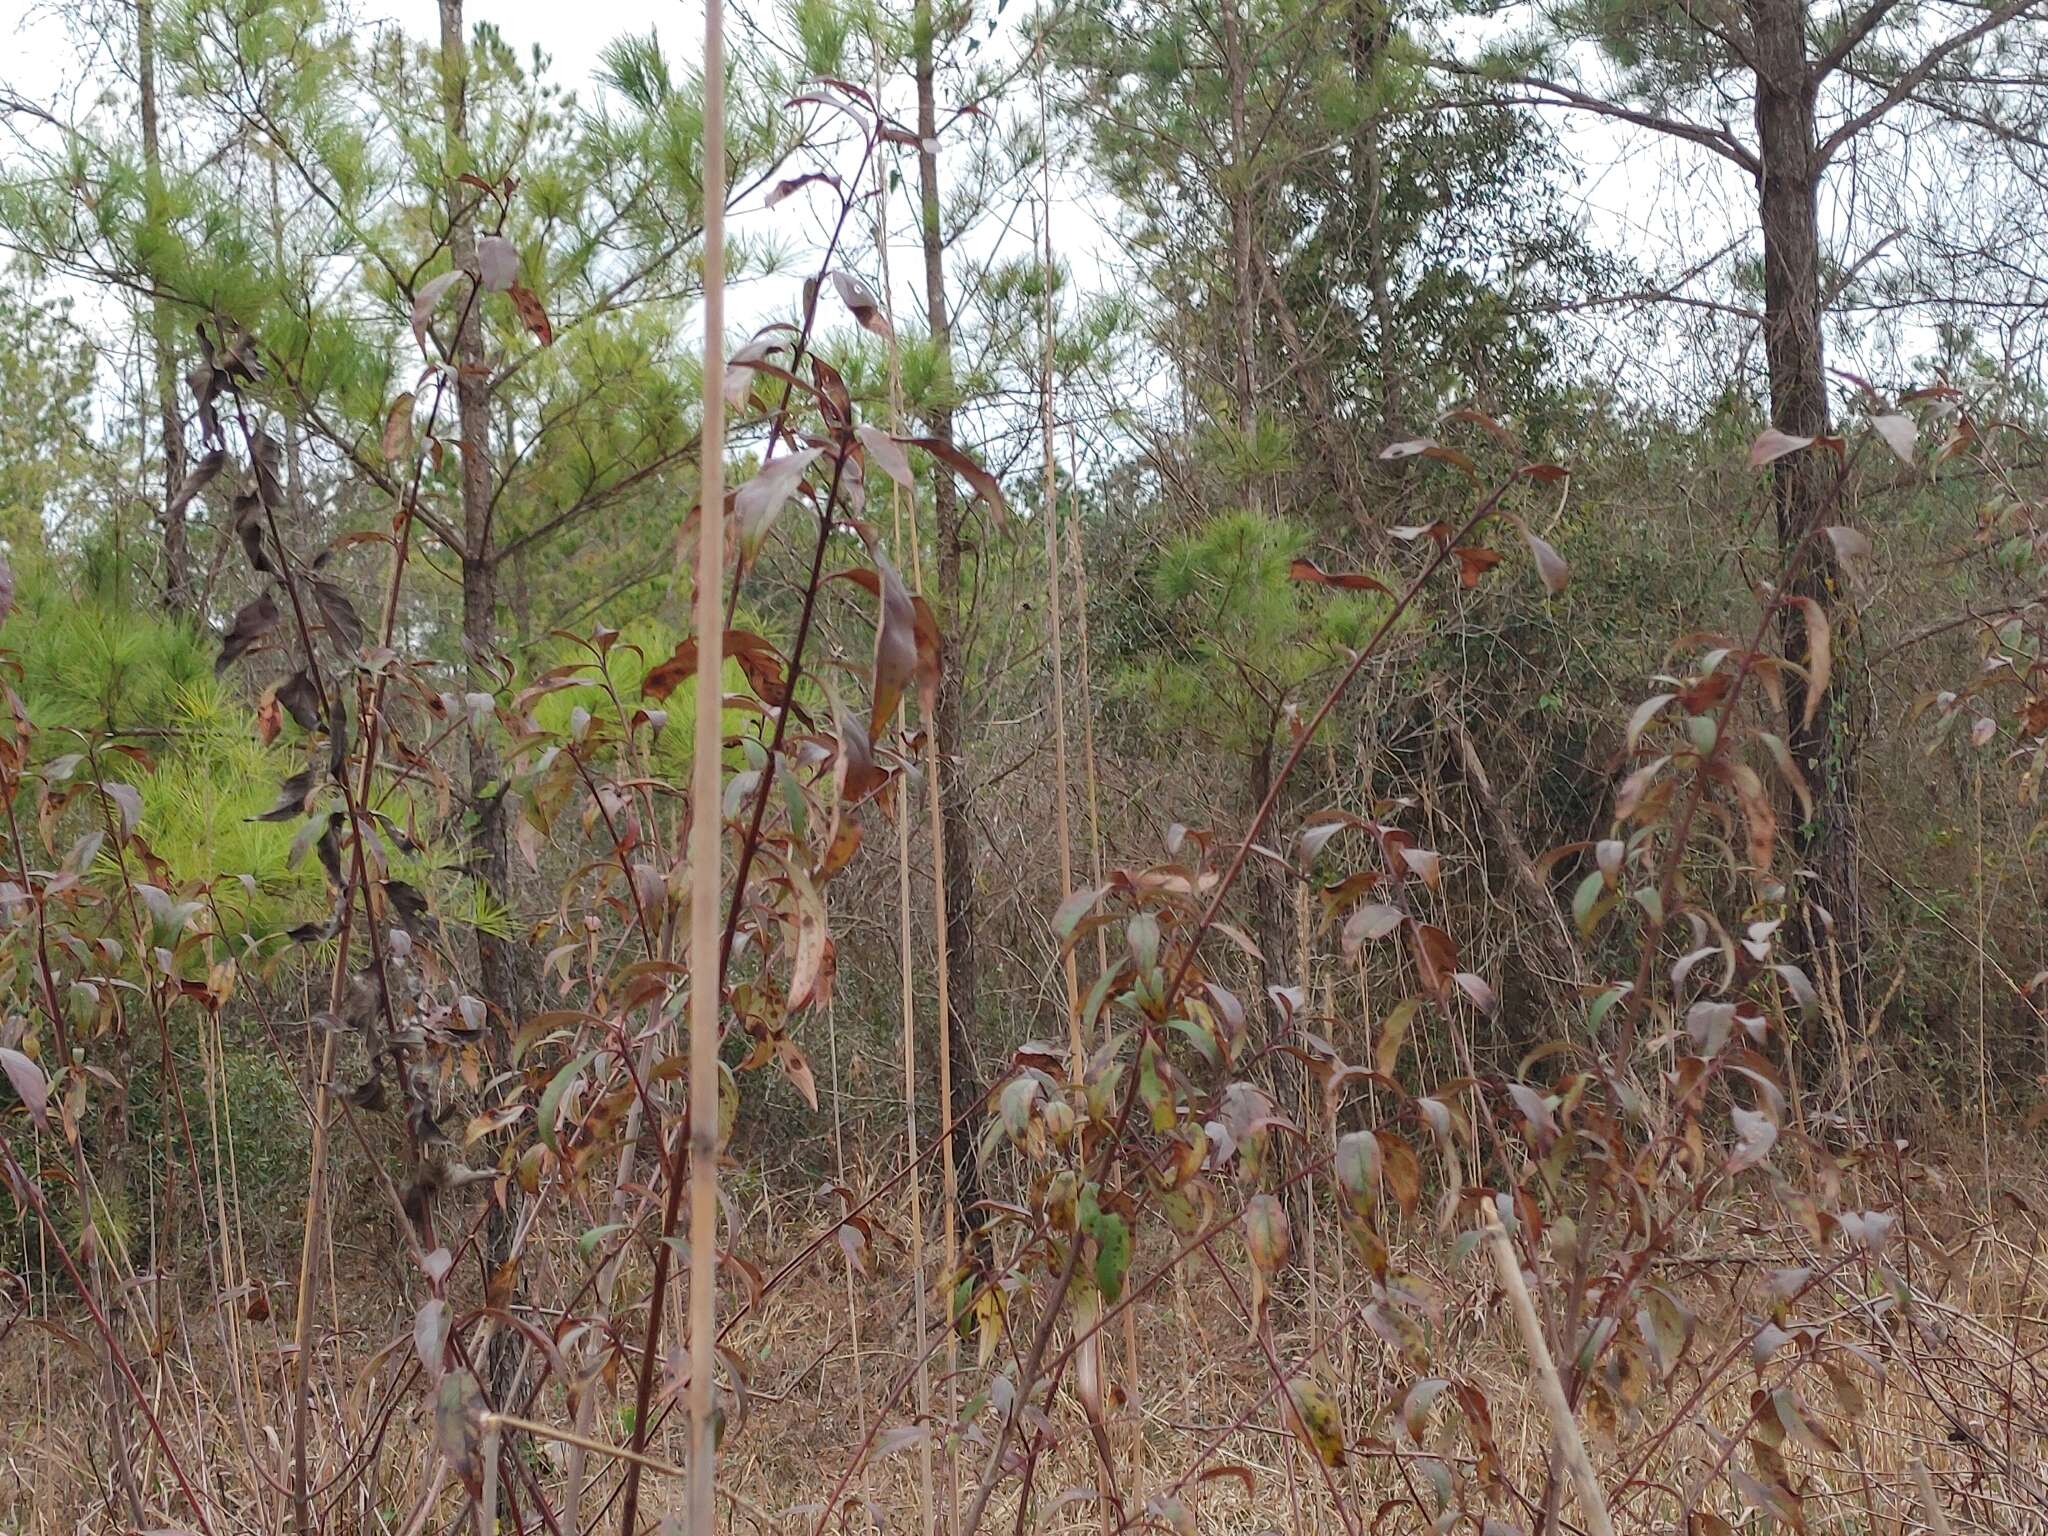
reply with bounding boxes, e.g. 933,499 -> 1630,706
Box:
1,0 -> 1903,433
1,0 -> 680,102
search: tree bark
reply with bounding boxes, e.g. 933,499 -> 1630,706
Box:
1246,738 -> 1295,1004
137,0 -> 192,617
1749,0 -> 1866,1027
915,1 -> 990,1258
439,0 -> 528,1432
1349,0 -> 1401,438
1217,0 -> 1260,507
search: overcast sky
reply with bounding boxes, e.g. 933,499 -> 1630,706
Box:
0,0 -> 1814,432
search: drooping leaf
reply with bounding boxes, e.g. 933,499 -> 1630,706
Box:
311,578 -> 366,658
830,270 -> 893,338
0,1047 -> 49,1131
233,492 -> 274,576
474,234 -> 519,292
1380,437 -> 1476,476
732,448 -> 822,571
276,671 -> 324,731
1334,1130 -> 1379,1217
857,424 -> 914,489
537,1049 -> 599,1152
255,765 -> 319,824
866,548 -> 918,736
217,594 -> 281,674
1052,883 -> 1109,945
1627,693 -> 1677,753
1455,545 -> 1503,586
1824,525 -> 1872,564
1729,763 -> 1777,870
1454,972 -> 1498,1015
508,284 -> 554,346
102,781 -> 143,839
1729,1105 -> 1778,1173
1375,997 -> 1420,1077
1284,1375 -> 1346,1467
1503,512 -> 1568,593
1288,558 -> 1390,595
723,334 -> 786,409
1748,428 -> 1814,468
167,447 -> 226,519
764,171 -> 842,208
1869,412 -> 1915,465
1341,902 -> 1403,959
381,393 -> 417,463
1789,596 -> 1830,729
410,270 -> 463,355
1244,1192 -> 1291,1276
901,435 -> 1008,524
413,1298 -> 451,1380
433,1369 -> 486,1496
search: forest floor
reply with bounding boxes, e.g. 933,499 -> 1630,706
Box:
4,1122 -> 2046,1533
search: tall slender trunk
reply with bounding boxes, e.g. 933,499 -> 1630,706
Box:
1750,0 -> 1866,1029
138,0 -> 192,616
267,155 -> 308,529
438,0 -> 527,1425
1246,738 -> 1293,1002
1350,0 -> 1400,438
1217,0 -> 1260,510
1217,0 -> 1293,998
915,0 -> 989,1259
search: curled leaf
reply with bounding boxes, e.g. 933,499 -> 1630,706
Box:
217,594 -> 281,674
381,393 -> 417,463
1869,412 -> 1915,465
1749,427 -> 1814,469
1289,557 -> 1390,595
1,1046 -> 49,1131
410,270 -> 462,355
830,270 -> 893,338
733,448 -> 822,572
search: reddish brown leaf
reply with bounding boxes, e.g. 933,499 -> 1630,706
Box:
381,392 -> 416,463
1289,558 -> 1391,595
1410,922 -> 1457,997
901,436 -> 1008,524
508,283 -> 553,347
1454,546 -> 1503,587
641,639 -> 698,701
1789,595 -> 1830,729
830,270 -> 893,339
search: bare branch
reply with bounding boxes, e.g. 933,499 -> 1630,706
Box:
1431,58 -> 1763,174
1817,0 -> 2048,163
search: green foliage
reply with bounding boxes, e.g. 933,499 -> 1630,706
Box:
1114,510 -> 1393,754
6,555 -> 346,935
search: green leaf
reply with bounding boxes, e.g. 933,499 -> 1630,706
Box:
1079,1184 -> 1131,1301
538,1049 -> 597,1153
578,1221 -> 629,1261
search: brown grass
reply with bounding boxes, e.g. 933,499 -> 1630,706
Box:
5,1123 -> 2045,1534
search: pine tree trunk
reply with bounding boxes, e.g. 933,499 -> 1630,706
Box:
1246,739 -> 1294,1002
138,0 -> 192,617
1217,0 -> 1260,498
1350,0 -> 1400,438
1750,0 -> 1866,1028
915,3 -> 990,1255
438,0 -> 528,1433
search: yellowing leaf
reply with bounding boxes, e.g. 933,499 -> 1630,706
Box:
1284,1374 -> 1346,1467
